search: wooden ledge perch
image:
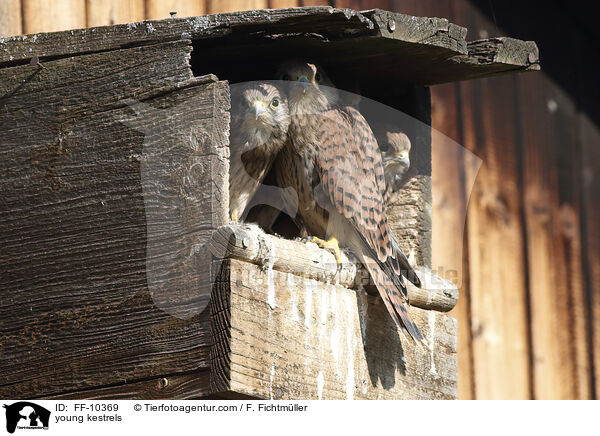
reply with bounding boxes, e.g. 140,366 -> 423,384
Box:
209,223 -> 458,313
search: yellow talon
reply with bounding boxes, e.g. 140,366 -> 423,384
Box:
231,210 -> 239,222
307,236 -> 343,269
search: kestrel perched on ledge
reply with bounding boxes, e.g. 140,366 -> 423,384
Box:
275,60 -> 424,343
229,82 -> 290,222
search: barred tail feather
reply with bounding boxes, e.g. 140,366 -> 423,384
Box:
388,230 -> 421,288
361,252 -> 424,343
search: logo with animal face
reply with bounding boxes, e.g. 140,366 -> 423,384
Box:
3,402 -> 50,434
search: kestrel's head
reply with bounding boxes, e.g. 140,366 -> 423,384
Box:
276,60 -> 338,112
232,82 -> 290,149
380,130 -> 411,167
379,129 -> 412,189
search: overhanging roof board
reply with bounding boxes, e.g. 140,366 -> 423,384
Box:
0,7 -> 539,85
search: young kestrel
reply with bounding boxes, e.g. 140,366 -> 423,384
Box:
374,125 -> 413,201
229,82 -> 290,222
276,61 -> 424,342
229,82 -> 290,221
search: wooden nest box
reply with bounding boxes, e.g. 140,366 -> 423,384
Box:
0,7 -> 539,400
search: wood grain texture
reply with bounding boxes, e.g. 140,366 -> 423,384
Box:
440,3 -> 531,400
0,7 -> 368,64
0,40 -> 230,398
209,223 -> 458,312
460,75 -> 531,399
580,112 -> 600,397
519,73 -> 592,399
0,7 -> 537,87
211,259 -> 457,399
431,82 -> 475,400
0,0 -> 22,37
22,0 -> 86,34
207,0 -> 268,13
146,0 -> 205,19
41,371 -> 211,399
86,0 -> 145,26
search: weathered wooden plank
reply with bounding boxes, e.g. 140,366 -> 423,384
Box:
86,0 -> 146,27
364,8 -> 467,54
209,223 -> 458,312
0,41 -> 230,398
146,0 -> 206,20
580,112 -> 600,398
519,72 -> 592,399
211,259 -> 457,400
465,37 -> 539,69
431,81 -> 477,400
459,74 -> 531,399
0,7 -> 372,64
0,0 -> 22,37
40,371 -> 211,399
22,0 -> 86,34
447,4 -> 532,400
0,7 -> 537,86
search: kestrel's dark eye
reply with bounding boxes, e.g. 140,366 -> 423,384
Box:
315,72 -> 321,82
270,98 -> 280,108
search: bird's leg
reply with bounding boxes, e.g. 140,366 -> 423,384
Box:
306,236 -> 343,271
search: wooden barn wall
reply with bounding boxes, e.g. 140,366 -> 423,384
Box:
1,0 -> 598,400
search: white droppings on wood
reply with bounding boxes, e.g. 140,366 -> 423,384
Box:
317,371 -> 324,400
330,322 -> 341,371
287,273 -> 300,323
267,266 -> 276,310
146,22 -> 156,33
330,285 -> 336,307
269,363 -> 275,400
261,233 -> 276,271
344,292 -> 356,400
320,287 -> 328,325
304,279 -> 317,328
428,311 -> 437,376
318,286 -> 329,346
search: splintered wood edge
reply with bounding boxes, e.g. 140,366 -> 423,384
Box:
363,9 -> 468,54
453,37 -> 540,72
209,223 -> 458,312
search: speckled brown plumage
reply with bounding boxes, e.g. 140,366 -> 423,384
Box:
229,82 -> 289,222
374,125 -> 413,202
276,61 -> 423,342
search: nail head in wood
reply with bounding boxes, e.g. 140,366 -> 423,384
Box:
387,18 -> 396,32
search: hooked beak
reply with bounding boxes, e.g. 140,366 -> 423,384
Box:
296,76 -> 310,93
395,152 -> 410,166
252,101 -> 267,119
